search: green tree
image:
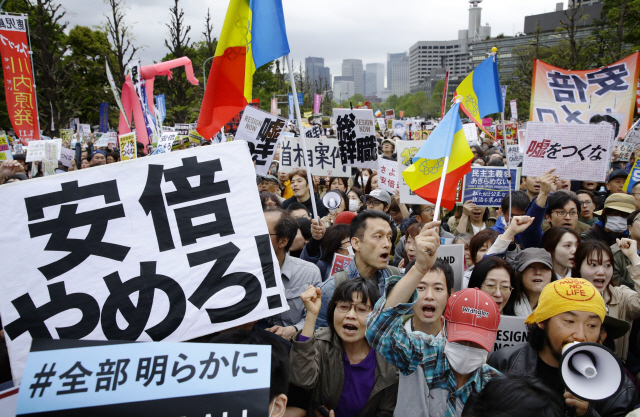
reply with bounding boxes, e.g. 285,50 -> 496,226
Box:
596,0 -> 640,63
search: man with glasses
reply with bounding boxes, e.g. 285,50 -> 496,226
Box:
577,190 -> 599,226
543,191 -> 590,234
364,189 -> 392,213
612,208 -> 640,288
581,193 -> 636,247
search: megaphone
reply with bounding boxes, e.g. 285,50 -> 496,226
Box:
323,191 -> 342,214
560,341 -> 624,401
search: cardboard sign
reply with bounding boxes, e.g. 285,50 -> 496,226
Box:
330,253 -> 353,276
59,147 -> 75,168
157,132 -> 177,154
0,141 -> 287,384
463,167 -> 521,207
119,132 -> 137,161
523,122 -> 613,182
280,136 -> 349,177
437,244 -> 465,292
17,340 -> 271,416
234,106 -> 286,176
333,109 -> 378,169
492,315 -> 528,352
506,144 -> 524,166
378,157 -> 400,194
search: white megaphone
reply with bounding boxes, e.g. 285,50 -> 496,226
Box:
560,341 -> 624,401
323,191 -> 342,214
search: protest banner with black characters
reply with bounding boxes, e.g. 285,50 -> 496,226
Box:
156,132 -> 177,153
462,167 -> 521,207
333,109 -> 378,169
279,136 -> 350,177
0,141 -> 287,384
17,339 -> 272,417
234,105 -> 286,176
304,125 -> 322,139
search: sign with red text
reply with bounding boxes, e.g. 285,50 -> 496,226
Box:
331,253 -> 353,276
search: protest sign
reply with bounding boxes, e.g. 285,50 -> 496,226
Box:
0,141 -> 288,384
510,99 -> 518,120
79,124 -> 91,137
386,119 -> 393,131
530,53 -> 640,138
437,244 -> 465,292
463,167 -> 520,207
174,124 -> 190,136
99,103 -> 109,133
60,129 -> 73,144
517,129 -> 526,144
305,125 -> 322,139
333,109 -> 378,169
234,106 -> 286,176
496,122 -> 518,140
42,139 -> 62,176
59,147 -> 74,167
25,140 -> 46,162
0,134 -> 13,160
155,94 -> 166,124
188,130 -> 204,146
493,315 -> 528,352
522,122 -> 613,182
330,253 -> 353,277
0,14 -> 39,142
506,144 -> 523,166
626,126 -> 640,145
618,142 -> 635,162
378,157 -> 400,194
280,136 -> 349,177
157,132 -> 177,153
392,120 -> 407,139
624,158 -> 640,192
377,118 -> 386,132
119,132 -> 137,160
95,133 -> 109,147
0,385 -> 18,417
385,109 -> 395,120
397,140 -> 463,205
482,118 -> 492,127
17,339 -> 271,416
463,123 -> 478,145
304,111 -> 312,118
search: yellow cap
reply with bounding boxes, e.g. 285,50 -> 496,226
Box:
491,47 -> 498,53
525,278 -> 606,325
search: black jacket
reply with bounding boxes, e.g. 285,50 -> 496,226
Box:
580,223 -> 619,248
488,344 -> 637,417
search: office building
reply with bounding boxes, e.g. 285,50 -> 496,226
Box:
387,52 -> 406,92
365,63 -> 385,97
305,56 -> 332,92
333,76 -> 355,102
391,56 -> 410,96
342,59 -> 364,95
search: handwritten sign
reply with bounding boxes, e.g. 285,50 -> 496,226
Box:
119,132 -> 136,161
506,144 -> 524,166
378,157 -> 400,194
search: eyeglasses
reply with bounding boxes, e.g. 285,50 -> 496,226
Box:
340,240 -> 351,248
579,201 -> 594,207
335,302 -> 372,315
417,206 -> 434,215
552,210 -> 579,218
366,200 -> 383,207
481,283 -> 513,294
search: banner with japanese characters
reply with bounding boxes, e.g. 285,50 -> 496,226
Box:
280,135 -> 349,177
0,134 -> 12,160
0,14 -> 39,143
60,129 -> 73,145
530,52 -> 640,138
462,167 -> 521,207
304,125 -> 322,139
377,157 -> 400,194
522,122 -> 613,182
119,132 -> 136,160
397,140 -> 463,205
0,141 -> 287,384
17,339 -> 271,416
233,106 -> 286,176
333,109 -> 378,169
506,144 -> 524,166
156,131 -> 177,154
510,99 -> 518,121
496,122 -> 518,140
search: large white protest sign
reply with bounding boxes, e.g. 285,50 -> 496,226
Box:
280,135 -> 350,177
157,131 -> 178,153
333,108 -> 378,169
493,315 -> 528,352
378,157 -> 400,194
234,105 -> 286,176
95,131 -> 117,147
0,141 -> 287,384
437,244 -> 465,292
522,122 -> 613,182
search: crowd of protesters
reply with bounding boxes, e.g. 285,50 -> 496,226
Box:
3,121 -> 640,417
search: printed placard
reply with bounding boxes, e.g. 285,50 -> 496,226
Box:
330,253 -> 353,276
0,141 -> 287,384
392,120 -> 407,139
234,105 -> 286,176
496,122 -> 518,140
437,244 -> 465,292
378,157 -> 400,194
280,136 -> 350,177
17,340 -> 271,416
493,315 -> 528,352
522,122 -> 613,182
333,108 -> 377,169
0,134 -> 13,160
463,167 -> 521,207
119,132 -> 137,161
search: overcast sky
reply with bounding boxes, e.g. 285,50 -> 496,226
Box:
62,0 -> 569,82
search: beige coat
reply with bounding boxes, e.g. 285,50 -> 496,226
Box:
604,264 -> 640,361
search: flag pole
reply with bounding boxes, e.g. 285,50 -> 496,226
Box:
286,53 -> 319,220
501,111 -> 513,227
433,99 -> 462,223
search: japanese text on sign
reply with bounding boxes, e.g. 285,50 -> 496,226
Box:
463,167 -> 521,207
378,157 -> 400,194
333,109 -> 378,169
280,136 -> 349,177
234,105 -> 286,176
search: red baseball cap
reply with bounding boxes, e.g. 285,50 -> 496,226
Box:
334,211 -> 357,225
444,288 -> 500,352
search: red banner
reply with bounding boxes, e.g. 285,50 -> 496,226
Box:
0,14 -> 38,143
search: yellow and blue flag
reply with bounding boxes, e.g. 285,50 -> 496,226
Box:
402,102 -> 473,210
455,55 -> 503,132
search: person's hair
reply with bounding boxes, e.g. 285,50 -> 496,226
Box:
453,232 -> 472,245
487,158 -> 504,166
106,150 -> 120,161
389,199 -> 401,215
354,169 -> 372,189
350,210 -> 393,240
327,277 -> 380,333
364,172 -> 378,196
500,190 -> 530,214
472,157 -> 486,165
260,192 -> 283,210
627,208 -> 640,226
572,240 -> 614,300
528,322 -> 547,351
348,186 -> 363,202
403,222 -> 426,265
545,190 -> 581,217
265,208 -> 299,252
320,224 -> 350,264
467,256 -> 515,292
461,375 -> 564,417
589,114 -> 620,138
426,258 -> 455,294
468,229 -> 499,265
576,189 -> 596,207
209,328 -> 289,401
541,227 -> 580,258
287,202 -> 309,215
328,177 -> 348,191
470,144 -> 485,159
296,217 -> 312,241
288,168 -> 308,184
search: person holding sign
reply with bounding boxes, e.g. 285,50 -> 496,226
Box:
488,278 -> 636,417
366,221 -> 503,417
282,169 -> 329,218
290,279 -> 399,416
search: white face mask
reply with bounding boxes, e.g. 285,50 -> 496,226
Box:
347,245 -> 355,257
605,216 -> 627,234
362,175 -> 369,185
349,199 -> 360,212
443,340 -> 488,375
